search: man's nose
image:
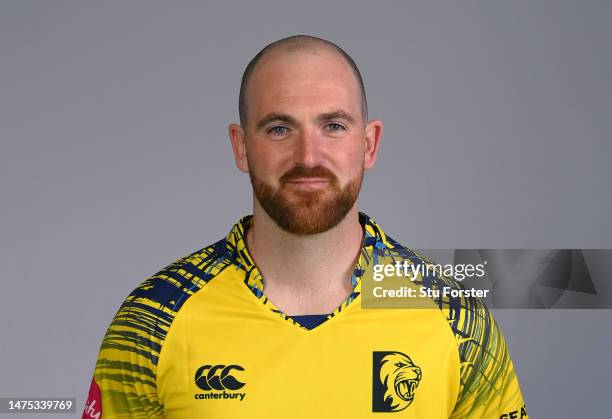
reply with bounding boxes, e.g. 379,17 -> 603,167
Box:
293,129 -> 322,167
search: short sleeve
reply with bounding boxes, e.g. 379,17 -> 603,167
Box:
449,302 -> 529,418
82,281 -> 169,419
82,241 -> 227,419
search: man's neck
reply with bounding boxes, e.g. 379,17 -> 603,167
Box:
244,204 -> 364,316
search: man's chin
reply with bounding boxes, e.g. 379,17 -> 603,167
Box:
251,171 -> 362,235
270,207 -> 345,235
279,188 -> 333,206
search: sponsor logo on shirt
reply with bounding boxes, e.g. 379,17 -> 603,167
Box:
82,378 -> 102,419
500,404 -> 529,418
194,364 -> 246,401
372,351 -> 422,412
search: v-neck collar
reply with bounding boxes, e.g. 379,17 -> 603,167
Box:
223,212 -> 390,330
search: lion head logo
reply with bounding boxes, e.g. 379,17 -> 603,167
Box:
372,351 -> 422,412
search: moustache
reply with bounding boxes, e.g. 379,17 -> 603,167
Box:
279,166 -> 338,184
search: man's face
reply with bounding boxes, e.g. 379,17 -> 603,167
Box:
231,47 -> 381,235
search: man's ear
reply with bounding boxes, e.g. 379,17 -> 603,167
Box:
363,119 -> 383,171
228,123 -> 249,173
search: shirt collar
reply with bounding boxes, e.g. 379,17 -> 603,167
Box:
224,212 -> 390,300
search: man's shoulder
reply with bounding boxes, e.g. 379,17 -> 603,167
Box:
379,233 -> 498,346
382,233 -> 483,299
121,237 -> 233,314
97,237 -> 234,364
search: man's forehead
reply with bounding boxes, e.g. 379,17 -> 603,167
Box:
247,47 -> 361,114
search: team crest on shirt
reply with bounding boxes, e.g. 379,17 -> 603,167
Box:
372,351 -> 422,412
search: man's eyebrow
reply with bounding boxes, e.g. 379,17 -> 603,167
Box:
316,111 -> 356,124
255,113 -> 298,130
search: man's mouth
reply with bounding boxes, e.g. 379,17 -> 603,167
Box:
284,178 -> 331,187
286,178 -> 329,183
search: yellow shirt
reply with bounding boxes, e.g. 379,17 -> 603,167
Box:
83,213 -> 528,418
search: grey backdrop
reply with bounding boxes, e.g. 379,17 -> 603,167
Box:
1,1 -> 611,418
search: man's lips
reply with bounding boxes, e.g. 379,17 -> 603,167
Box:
283,178 -> 332,189
285,178 -> 330,184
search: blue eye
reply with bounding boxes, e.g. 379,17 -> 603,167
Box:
325,123 -> 345,131
268,126 -> 288,136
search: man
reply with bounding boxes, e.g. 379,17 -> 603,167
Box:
83,35 -> 528,418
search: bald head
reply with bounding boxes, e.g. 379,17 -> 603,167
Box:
238,35 -> 368,130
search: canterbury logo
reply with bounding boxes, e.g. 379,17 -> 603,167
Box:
195,365 -> 246,391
